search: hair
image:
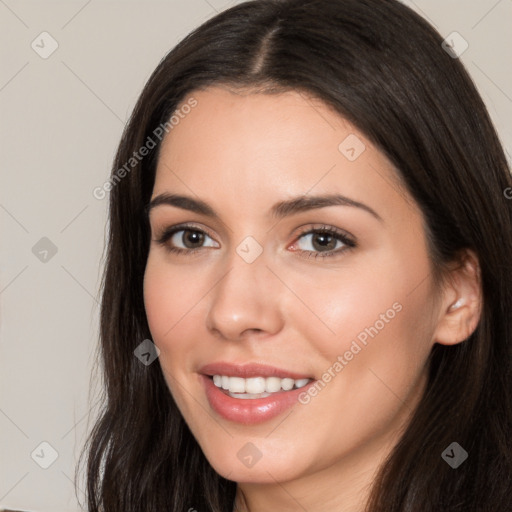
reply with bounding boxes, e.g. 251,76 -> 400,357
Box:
78,0 -> 512,510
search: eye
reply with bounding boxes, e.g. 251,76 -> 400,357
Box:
290,225 -> 356,259
170,229 -> 217,250
154,224 -> 219,254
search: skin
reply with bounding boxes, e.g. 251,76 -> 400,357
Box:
143,86 -> 482,512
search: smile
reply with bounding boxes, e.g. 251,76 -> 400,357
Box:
212,375 -> 311,398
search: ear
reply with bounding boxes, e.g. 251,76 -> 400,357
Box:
433,249 -> 482,346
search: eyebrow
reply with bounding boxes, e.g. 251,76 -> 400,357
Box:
146,192 -> 383,222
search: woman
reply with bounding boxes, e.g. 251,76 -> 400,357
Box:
80,0 -> 512,510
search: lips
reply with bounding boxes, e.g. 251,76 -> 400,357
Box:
198,361 -> 316,424
201,374 -> 315,424
199,361 -> 313,380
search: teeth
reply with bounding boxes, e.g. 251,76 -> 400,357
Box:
295,378 -> 309,388
245,377 -> 266,394
227,391 -> 273,399
265,377 -> 282,393
229,377 -> 246,393
281,378 -> 294,391
211,375 -> 311,395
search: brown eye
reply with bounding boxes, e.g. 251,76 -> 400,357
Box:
311,232 -> 337,251
180,230 -> 205,249
289,226 -> 357,260
156,225 -> 219,254
296,230 -> 349,253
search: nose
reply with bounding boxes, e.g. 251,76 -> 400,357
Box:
205,250 -> 285,341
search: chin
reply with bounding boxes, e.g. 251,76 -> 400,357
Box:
199,440 -> 309,484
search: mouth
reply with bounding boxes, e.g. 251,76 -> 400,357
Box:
208,374 -> 312,399
198,362 -> 316,424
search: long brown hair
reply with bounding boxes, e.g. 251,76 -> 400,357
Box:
79,0 -> 512,510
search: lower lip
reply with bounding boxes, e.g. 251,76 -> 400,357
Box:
200,374 -> 315,425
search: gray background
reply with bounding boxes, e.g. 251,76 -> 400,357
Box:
1,1 -> 511,511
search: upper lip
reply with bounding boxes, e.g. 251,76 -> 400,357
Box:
199,362 -> 313,380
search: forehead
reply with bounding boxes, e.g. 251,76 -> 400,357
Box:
159,86 -> 354,165
152,86 -> 414,223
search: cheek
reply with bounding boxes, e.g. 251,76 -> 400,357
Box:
143,256 -> 204,357
283,264 -> 400,355
143,256 -> 206,408
143,259 -> 173,341
286,249 -> 435,377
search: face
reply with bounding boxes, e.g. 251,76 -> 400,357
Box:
143,86 -> 441,488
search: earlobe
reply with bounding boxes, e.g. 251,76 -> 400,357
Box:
433,249 -> 482,346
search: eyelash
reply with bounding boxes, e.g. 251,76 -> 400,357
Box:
154,222 -> 357,260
